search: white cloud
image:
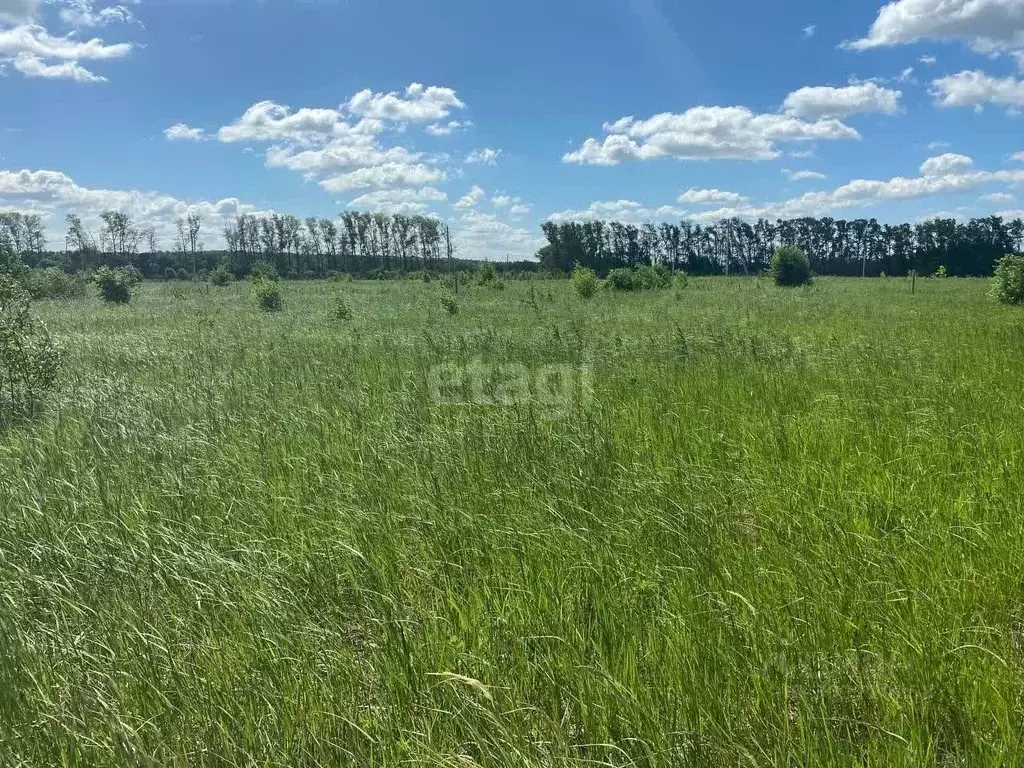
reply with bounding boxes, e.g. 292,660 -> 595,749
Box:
783,168 -> 827,181
455,209 -> 544,261
465,147 -> 501,165
12,51 -> 104,81
0,24 -> 133,59
507,203 -> 531,219
0,21 -> 134,82
264,142 -> 420,174
425,120 -> 471,136
348,186 -> 447,214
686,156 -> 1024,223
346,83 -> 464,122
164,123 -> 206,141
0,0 -> 40,23
920,55 -> 938,64
982,191 -> 1016,203
845,0 -> 1024,59
931,70 -> 1024,108
782,82 -> 902,119
454,185 -> 486,210
897,67 -> 917,84
1012,150 -> 1024,161
59,0 -> 140,28
548,199 -> 686,224
319,162 -> 444,193
217,101 -> 379,145
491,193 -> 520,208
803,24 -> 817,38
789,149 -> 815,158
920,152 -> 974,176
564,106 -> 858,164
928,140 -> 952,151
678,188 -> 746,204
0,167 -> 265,248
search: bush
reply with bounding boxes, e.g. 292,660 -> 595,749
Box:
251,261 -> 279,282
675,271 -> 689,289
475,261 -> 496,286
210,265 -> 232,286
606,268 -> 637,291
770,245 -> 812,287
22,268 -> 87,300
94,266 -> 134,304
934,265 -> 948,279
606,265 -> 673,291
990,255 -> 1024,305
252,278 -> 282,312
440,289 -> 459,315
164,267 -> 177,281
571,265 -> 599,299
0,274 -> 61,420
331,297 -> 352,321
176,268 -> 191,282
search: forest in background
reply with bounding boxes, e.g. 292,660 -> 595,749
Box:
2,209 -> 1023,279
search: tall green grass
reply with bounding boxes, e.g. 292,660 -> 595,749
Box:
2,276 -> 1023,766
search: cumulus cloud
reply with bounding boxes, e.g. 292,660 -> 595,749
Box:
348,186 -> 447,214
548,199 -> 686,224
678,188 -> 746,204
931,70 -> 1024,108
845,0 -> 1024,59
425,120 -> 472,136
465,147 -> 501,165
782,82 -> 902,119
12,51 -> 104,81
319,162 -> 444,193
164,123 -> 206,141
346,83 -> 465,122
1012,150 -> 1024,161
783,168 -> 827,181
920,152 -> 974,176
454,185 -> 486,210
982,191 -> 1015,203
455,209 -> 545,261
564,106 -> 858,164
195,85 -> 461,194
0,20 -> 134,81
59,0 -> 140,28
0,167 -> 265,248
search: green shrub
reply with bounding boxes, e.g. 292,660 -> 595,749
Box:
23,268 -> 87,300
934,265 -> 948,279
123,266 -> 143,287
990,255 -> 1024,305
164,267 -> 177,281
440,289 -> 459,315
675,271 -> 689,289
606,268 -> 637,291
571,265 -> 599,299
331,297 -> 352,321
0,274 -> 61,420
94,266 -> 133,304
176,268 -> 191,282
210,265 -> 232,286
475,261 -> 496,286
771,245 -> 812,287
606,265 -> 673,291
251,261 -> 279,282
252,278 -> 282,312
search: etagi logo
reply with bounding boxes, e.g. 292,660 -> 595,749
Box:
428,359 -> 594,419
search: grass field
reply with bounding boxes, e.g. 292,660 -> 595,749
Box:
2,276 -> 1024,767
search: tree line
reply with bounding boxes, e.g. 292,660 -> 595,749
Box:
1,210 -> 457,279
538,216 -> 1024,277
5,208 -> 1023,280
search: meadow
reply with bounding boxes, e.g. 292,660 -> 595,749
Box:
2,275 -> 1024,767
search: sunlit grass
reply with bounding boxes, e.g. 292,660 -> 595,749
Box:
2,275 -> 1023,766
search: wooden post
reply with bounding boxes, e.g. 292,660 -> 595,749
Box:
911,270 -> 916,294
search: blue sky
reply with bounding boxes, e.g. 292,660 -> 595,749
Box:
2,0 -> 1024,259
